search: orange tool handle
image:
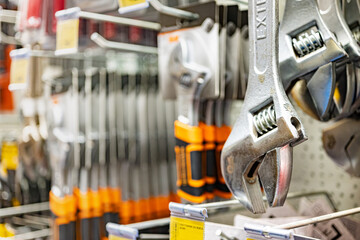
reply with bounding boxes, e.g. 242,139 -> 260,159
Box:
100,187 -> 113,234
200,123 -> 216,200
74,188 -> 92,240
174,120 -> 206,203
119,200 -> 134,224
50,192 -> 77,240
214,125 -> 232,199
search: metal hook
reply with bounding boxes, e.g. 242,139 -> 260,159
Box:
148,0 -> 199,21
0,7 -> 19,45
90,32 -> 158,55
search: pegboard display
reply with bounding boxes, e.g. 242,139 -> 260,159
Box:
230,101 -> 360,212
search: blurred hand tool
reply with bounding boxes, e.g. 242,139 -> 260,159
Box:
136,66 -> 151,221
221,0 -> 307,213
106,70 -> 120,226
170,31 -> 213,203
322,118 -> 360,177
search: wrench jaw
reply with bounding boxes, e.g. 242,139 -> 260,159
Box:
221,95 -> 306,214
258,145 -> 293,208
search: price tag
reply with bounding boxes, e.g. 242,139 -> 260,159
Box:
55,8 -> 80,55
118,0 -> 149,14
1,141 -> 19,171
170,216 -> 204,240
9,48 -> 30,91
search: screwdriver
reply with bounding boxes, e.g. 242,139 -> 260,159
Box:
106,70 -> 120,226
74,68 -> 94,240
146,72 -> 161,219
119,71 -> 135,224
135,68 -> 151,222
49,72 -> 77,240
99,68 -> 113,231
115,70 -> 127,224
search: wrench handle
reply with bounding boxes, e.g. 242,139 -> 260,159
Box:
174,120 -> 206,203
200,123 -> 216,200
75,188 -> 93,240
50,192 -> 77,240
215,125 -> 232,199
119,200 -> 134,224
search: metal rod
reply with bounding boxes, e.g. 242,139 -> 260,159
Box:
276,207 -> 360,229
126,217 -> 170,230
78,11 -> 161,31
91,32 -> 158,55
230,0 -> 249,5
31,50 -> 86,59
140,233 -> 170,239
195,191 -> 333,209
0,8 -> 17,23
148,0 -> 199,20
0,202 -> 49,218
14,228 -> 52,240
125,191 -> 334,230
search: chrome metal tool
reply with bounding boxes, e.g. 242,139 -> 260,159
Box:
322,118 -> 360,177
221,0 -> 307,213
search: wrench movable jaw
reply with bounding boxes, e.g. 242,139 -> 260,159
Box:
258,145 -> 293,208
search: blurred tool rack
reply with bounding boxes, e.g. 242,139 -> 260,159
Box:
0,0 -> 359,239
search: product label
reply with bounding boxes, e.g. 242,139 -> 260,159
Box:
56,18 -> 79,54
170,216 -> 204,240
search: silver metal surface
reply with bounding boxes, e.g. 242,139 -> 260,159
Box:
158,19 -> 220,100
204,221 -> 315,240
169,202 -> 208,219
221,0 -> 306,213
91,32 -> 158,55
322,118 -> 360,177
126,217 -> 170,230
14,228 -> 52,240
78,10 -> 161,30
0,8 -> 17,23
229,100 -> 360,214
148,0 -> 199,20
140,233 -> 170,239
306,62 -> 336,121
275,207 -> 360,230
317,0 -> 360,61
0,202 -> 49,218
168,26 -> 213,125
279,0 -> 347,90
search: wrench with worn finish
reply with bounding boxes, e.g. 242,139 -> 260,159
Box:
221,0 -> 307,214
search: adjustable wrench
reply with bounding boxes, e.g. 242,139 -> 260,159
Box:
279,0 -> 347,90
279,0 -> 349,121
317,0 -> 360,62
221,0 -> 307,213
171,36 -> 212,203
